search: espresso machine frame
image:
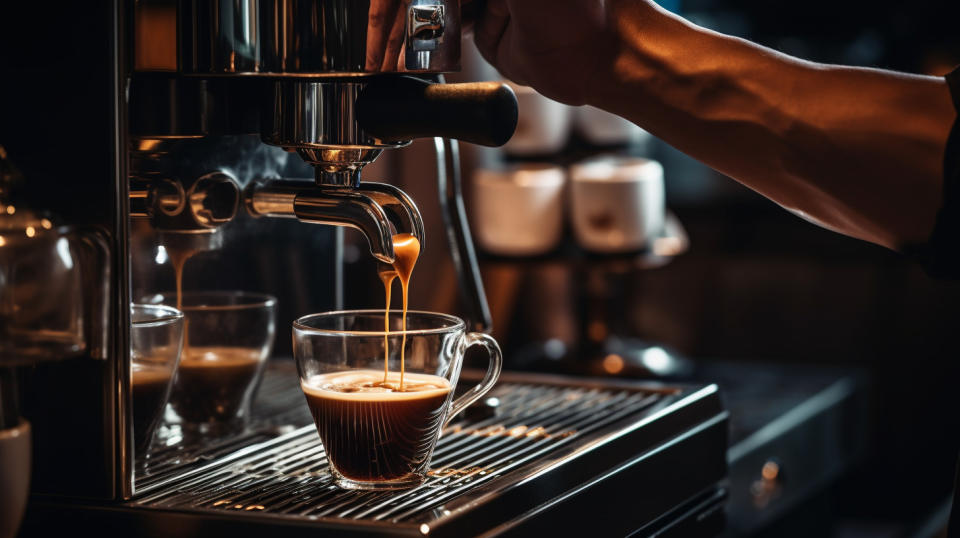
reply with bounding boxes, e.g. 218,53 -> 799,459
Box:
1,0 -> 514,501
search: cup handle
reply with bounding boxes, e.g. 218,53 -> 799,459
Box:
444,332 -> 503,427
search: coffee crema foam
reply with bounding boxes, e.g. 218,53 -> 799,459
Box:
180,346 -> 262,367
300,370 -> 450,401
131,361 -> 172,384
171,346 -> 264,423
302,370 -> 450,400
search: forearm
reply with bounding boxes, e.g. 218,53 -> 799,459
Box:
596,1 -> 955,249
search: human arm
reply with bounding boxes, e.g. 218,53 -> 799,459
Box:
472,0 -> 956,251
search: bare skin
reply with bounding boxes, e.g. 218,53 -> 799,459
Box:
471,0 -> 956,251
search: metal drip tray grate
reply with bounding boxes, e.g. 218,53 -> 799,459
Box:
125,368 -> 728,536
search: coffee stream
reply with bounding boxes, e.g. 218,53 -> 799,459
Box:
378,268 -> 397,382
379,233 -> 421,390
168,245 -> 197,348
169,247 -> 194,312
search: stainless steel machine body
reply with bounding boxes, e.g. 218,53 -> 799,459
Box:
26,367 -> 731,537
1,0 -> 512,501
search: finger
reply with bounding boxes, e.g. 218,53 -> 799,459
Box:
381,0 -> 409,71
365,0 -> 403,71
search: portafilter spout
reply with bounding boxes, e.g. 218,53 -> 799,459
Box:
245,178 -> 424,265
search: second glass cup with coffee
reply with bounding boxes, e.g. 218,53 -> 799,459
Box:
130,304 -> 183,458
148,291 -> 277,436
293,310 -> 502,490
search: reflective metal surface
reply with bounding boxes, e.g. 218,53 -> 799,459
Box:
262,80 -> 406,176
179,0 -> 261,74
119,366 -> 727,537
176,0 -> 460,76
6,0 -> 504,504
246,179 -> 424,263
0,0 -> 124,498
130,170 -> 240,233
129,75 -> 263,138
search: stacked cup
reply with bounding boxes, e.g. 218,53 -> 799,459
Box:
472,163 -> 567,256
569,156 -> 665,254
472,156 -> 666,257
470,82 -> 666,257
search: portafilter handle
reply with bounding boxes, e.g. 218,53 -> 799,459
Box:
357,76 -> 518,148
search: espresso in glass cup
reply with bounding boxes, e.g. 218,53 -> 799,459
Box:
146,291 -> 277,436
130,304 -> 183,457
293,310 -> 502,490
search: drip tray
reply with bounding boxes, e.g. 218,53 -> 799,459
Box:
31,367 -> 730,537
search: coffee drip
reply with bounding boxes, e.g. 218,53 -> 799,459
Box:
377,233 -> 421,390
169,247 -> 194,312
167,244 -> 199,353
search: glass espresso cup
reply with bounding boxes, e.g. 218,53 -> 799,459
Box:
148,291 -> 277,436
293,310 -> 502,490
130,304 -> 183,456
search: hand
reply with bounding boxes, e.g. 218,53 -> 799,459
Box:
469,0 -> 618,105
365,0 -> 408,72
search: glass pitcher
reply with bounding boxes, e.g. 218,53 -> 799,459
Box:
0,146 -> 110,531
0,144 -> 110,404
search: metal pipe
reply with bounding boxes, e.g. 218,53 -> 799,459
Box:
293,189 -> 396,264
435,137 -> 492,333
246,179 -> 426,265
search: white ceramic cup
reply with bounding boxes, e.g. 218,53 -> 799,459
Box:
0,420 -> 30,538
501,82 -> 573,156
570,157 -> 665,253
472,163 -> 566,256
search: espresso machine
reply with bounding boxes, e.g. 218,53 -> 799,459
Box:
5,0 -> 514,498
2,2 -> 729,535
